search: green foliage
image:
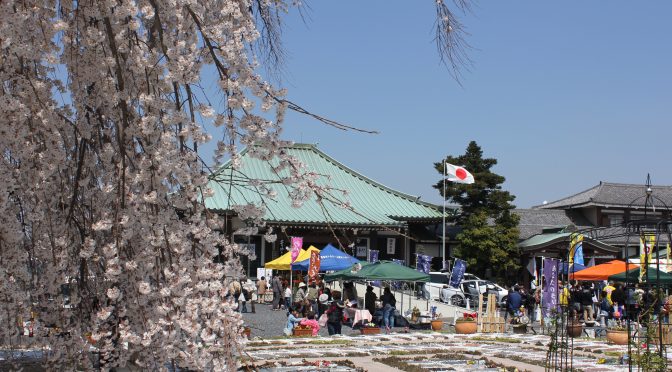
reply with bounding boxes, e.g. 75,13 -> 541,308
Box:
434,141 -> 519,282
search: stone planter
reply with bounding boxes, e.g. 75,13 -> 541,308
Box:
454,321 -> 477,334
512,324 -> 527,334
292,328 -> 313,337
360,327 -> 381,335
431,320 -> 444,331
606,329 -> 628,345
566,323 -> 583,338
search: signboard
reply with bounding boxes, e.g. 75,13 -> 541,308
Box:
386,238 -> 396,254
356,246 -> 367,258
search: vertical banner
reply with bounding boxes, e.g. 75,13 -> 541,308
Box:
308,250 -> 320,281
542,258 -> 559,319
415,254 -> 432,274
449,258 -> 467,288
526,257 -> 538,284
667,244 -> 671,272
290,237 -> 303,264
640,234 -> 655,282
369,250 -> 379,263
391,259 -> 405,290
569,234 -> 584,265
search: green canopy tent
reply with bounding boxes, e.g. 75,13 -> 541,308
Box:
324,262 -> 374,282
608,267 -> 672,285
324,261 -> 430,282
324,261 -> 430,314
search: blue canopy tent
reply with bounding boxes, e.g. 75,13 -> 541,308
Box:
291,244 -> 360,271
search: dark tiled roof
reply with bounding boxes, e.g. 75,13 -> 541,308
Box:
513,209 -> 592,240
533,182 -> 672,210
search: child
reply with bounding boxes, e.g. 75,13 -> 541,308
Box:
284,307 -> 303,336
284,285 -> 292,315
299,313 -> 320,337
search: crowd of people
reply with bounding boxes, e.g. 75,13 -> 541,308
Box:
505,279 -> 672,327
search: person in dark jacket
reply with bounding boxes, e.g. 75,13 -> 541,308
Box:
580,283 -> 594,322
380,287 -> 396,333
611,283 -> 626,317
364,285 -> 377,316
325,291 -> 344,335
506,286 -> 522,320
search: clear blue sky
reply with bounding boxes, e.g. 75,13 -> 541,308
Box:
210,1 -> 672,208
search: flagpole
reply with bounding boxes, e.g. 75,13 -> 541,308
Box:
442,163 -> 446,266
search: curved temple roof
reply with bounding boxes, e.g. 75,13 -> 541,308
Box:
204,143 -> 445,226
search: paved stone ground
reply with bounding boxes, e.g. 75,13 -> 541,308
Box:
242,330 -> 672,371
241,301 -> 413,339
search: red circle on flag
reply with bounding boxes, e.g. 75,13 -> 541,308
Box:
456,168 -> 467,180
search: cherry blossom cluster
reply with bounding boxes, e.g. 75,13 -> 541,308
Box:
0,0 -> 312,370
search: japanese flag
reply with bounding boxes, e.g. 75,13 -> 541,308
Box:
445,162 -> 475,184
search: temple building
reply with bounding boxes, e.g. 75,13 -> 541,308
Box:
204,143 -> 447,276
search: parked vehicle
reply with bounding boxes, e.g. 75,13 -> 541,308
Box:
461,279 -> 509,307
425,272 -> 467,307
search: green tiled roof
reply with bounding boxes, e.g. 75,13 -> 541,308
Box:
204,144 -> 444,226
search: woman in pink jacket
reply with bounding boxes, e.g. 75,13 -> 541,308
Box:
299,313 -> 320,336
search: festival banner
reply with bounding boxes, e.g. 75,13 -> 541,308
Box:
369,250 -> 379,263
415,254 -> 432,274
290,237 -> 303,264
449,258 -> 467,288
391,259 -> 405,290
542,258 -> 559,319
307,250 -> 320,281
668,244 -> 671,272
569,234 -> 584,265
640,234 -> 655,282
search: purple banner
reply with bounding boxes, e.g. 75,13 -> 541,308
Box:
369,250 -> 379,263
542,258 -> 559,319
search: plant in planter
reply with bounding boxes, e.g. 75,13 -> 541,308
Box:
293,324 -> 314,337
606,317 -> 628,345
360,322 -> 381,335
431,312 -> 444,331
566,310 -> 583,338
455,312 -> 478,334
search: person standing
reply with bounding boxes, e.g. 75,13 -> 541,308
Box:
306,283 -> 319,316
257,276 -> 267,304
580,283 -> 594,322
505,285 -> 522,322
295,282 -> 307,303
381,287 -> 396,333
325,294 -> 345,335
271,275 -> 282,311
364,285 -> 377,316
243,277 -> 257,313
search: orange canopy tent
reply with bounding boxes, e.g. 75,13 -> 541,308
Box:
569,260 -> 638,281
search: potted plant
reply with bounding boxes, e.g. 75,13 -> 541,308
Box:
292,325 -> 314,337
454,312 -> 478,334
566,313 -> 583,338
360,322 -> 381,335
431,312 -> 444,331
606,317 -> 628,345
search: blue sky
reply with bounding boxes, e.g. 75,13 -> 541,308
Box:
212,1 -> 672,208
